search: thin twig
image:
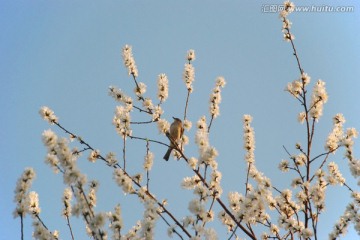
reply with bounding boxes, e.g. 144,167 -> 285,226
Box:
283,24 -> 303,74
245,162 -> 252,196
227,226 -> 238,240
183,90 -> 191,121
207,114 -> 214,133
36,214 -> 49,230
123,136 -> 126,170
130,120 -> 154,124
146,141 -> 150,190
20,214 -> 24,240
65,215 -> 75,240
129,135 -> 169,148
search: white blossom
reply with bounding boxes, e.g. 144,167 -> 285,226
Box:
113,169 -> 135,194
301,72 -> 311,86
108,204 -> 123,239
286,79 -> 302,97
42,129 -> 58,149
32,219 -> 57,240
279,0 -> 295,18
39,106 -> 58,124
209,77 -> 226,118
157,73 -> 169,101
28,191 -> 41,216
108,86 -> 133,109
195,117 -> 209,154
327,162 -> 345,185
88,149 -> 100,163
62,188 -> 72,217
310,80 -> 328,120
122,44 -> 138,77
283,32 -> 295,42
143,98 -> 154,111
152,105 -> 163,121
44,154 -> 60,174
113,106 -> 132,138
243,114 -> 255,163
157,118 -> 170,135
188,157 -> 198,170
88,180 -> 99,208
279,159 -> 289,172
183,63 -> 195,91
134,82 -> 147,97
188,199 -> 205,217
13,168 -> 36,218
140,200 -> 159,239
144,151 -> 154,171
187,49 -> 196,62
183,119 -> 192,131
88,213 -> 107,240
106,152 -> 118,167
297,111 -> 306,124
182,175 -> 201,190
218,210 -> 235,232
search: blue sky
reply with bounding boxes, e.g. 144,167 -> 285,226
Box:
2,0 -> 360,239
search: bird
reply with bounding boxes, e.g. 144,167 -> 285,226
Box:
163,117 -> 184,161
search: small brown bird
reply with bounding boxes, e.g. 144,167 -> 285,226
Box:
163,117 -> 184,161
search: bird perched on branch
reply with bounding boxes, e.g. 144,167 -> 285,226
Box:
163,117 -> 184,161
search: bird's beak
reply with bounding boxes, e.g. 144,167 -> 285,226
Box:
172,117 -> 176,120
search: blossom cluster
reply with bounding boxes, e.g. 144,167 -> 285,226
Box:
14,168 -> 61,239
143,151 -> 154,171
107,204 -> 123,239
286,72 -> 310,99
122,44 -> 138,77
156,118 -> 170,135
221,117 -> 275,231
183,50 -> 196,92
195,116 -> 218,169
134,82 -> 147,99
39,106 -> 58,124
209,77 -> 226,119
28,191 -> 41,216
325,113 -> 345,152
40,124 -> 112,238
86,213 -> 107,240
179,115 -> 225,239
243,115 -> 255,163
181,185 -> 218,239
309,80 -> 328,120
108,86 -> 133,107
13,168 -> 36,218
187,49 -> 196,62
113,168 -> 135,194
113,105 -> 132,138
62,188 -> 72,217
329,202 -> 360,239
105,152 -> 118,167
44,131 -> 86,185
140,200 -> 159,239
157,73 -> 169,102
280,1 -> 295,41
32,220 -> 59,240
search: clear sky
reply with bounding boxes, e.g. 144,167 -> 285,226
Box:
2,0 -> 360,239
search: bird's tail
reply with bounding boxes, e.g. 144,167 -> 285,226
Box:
163,147 -> 172,161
